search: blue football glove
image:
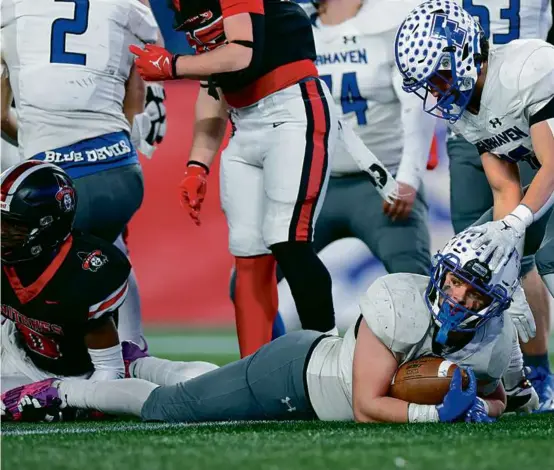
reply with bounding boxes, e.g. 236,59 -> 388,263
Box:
436,368 -> 477,422
464,398 -> 496,423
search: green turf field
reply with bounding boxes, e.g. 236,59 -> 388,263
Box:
2,330 -> 554,470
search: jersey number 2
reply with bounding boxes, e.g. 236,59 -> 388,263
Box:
462,0 -> 520,45
50,0 -> 90,65
321,72 -> 368,126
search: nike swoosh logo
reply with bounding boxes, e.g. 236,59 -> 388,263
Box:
272,122 -> 285,128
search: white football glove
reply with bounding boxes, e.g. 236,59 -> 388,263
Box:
131,83 -> 167,158
466,213 -> 527,272
507,284 -> 536,343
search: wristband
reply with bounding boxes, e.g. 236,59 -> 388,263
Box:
187,160 -> 210,174
408,403 -> 440,423
509,204 -> 534,228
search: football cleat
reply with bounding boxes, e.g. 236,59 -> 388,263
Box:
526,366 -> 554,413
1,378 -> 63,422
504,375 -> 539,413
122,340 -> 150,378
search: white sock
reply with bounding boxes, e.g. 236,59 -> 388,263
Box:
542,273 -> 554,298
131,357 -> 219,386
113,234 -> 144,344
117,268 -> 144,344
58,378 -> 158,417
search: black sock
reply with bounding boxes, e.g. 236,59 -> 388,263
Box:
270,241 -> 335,332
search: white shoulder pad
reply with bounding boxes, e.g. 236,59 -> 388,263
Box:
497,40 -> 554,118
359,273 -> 432,356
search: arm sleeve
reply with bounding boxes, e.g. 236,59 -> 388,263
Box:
88,280 -> 129,321
392,67 -> 436,190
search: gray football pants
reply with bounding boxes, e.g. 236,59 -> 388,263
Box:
447,135 -> 542,276
140,330 -> 323,423
73,164 -> 144,243
314,173 -> 431,274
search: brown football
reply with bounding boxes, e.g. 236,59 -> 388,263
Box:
389,356 -> 470,405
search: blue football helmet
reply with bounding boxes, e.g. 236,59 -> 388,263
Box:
394,0 -> 485,122
426,230 -> 521,344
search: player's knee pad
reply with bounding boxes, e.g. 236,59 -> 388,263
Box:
228,227 -> 271,257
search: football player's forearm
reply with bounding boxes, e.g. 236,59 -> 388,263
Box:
1,108 -> 17,142
1,71 -> 17,141
189,117 -> 228,167
520,165 -> 554,219
353,396 -> 410,423
175,44 -> 253,79
491,187 -> 523,220
189,87 -> 229,167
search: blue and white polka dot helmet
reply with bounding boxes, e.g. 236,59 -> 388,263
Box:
394,0 -> 485,122
425,230 -> 521,344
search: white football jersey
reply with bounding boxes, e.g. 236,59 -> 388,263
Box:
1,0 -> 158,158
305,273 -> 517,421
312,0 -> 427,177
450,40 -> 554,168
458,0 -> 552,46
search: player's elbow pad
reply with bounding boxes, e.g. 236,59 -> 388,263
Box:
88,344 -> 125,381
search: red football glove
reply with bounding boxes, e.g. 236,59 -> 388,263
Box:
179,163 -> 209,226
129,44 -> 179,81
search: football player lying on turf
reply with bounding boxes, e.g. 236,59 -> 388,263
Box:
0,162 -> 218,402
2,229 -> 540,423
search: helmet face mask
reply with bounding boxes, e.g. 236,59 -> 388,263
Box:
1,161 -> 77,265
425,231 -> 520,345
394,0 -> 484,123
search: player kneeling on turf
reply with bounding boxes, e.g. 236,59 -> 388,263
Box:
0,161 -> 217,421
2,230 -> 538,423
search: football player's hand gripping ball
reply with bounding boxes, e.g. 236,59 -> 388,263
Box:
436,367 -> 477,422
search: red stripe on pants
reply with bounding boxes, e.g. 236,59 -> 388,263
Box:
295,80 -> 328,241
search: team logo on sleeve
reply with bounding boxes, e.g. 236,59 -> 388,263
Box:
78,250 -> 108,272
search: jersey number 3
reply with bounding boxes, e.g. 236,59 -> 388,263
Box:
321,72 -> 368,126
50,0 -> 90,65
462,0 -> 520,45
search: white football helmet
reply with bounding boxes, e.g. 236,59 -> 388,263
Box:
426,230 -> 521,344
394,0 -> 485,122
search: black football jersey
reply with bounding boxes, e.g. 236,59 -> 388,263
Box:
182,0 -> 317,96
1,232 -> 131,376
